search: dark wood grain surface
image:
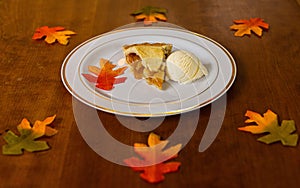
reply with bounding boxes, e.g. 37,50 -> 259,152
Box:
1,0 -> 300,187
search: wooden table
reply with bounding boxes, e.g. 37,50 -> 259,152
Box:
1,0 -> 300,187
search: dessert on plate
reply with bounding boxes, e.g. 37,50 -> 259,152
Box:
123,42 -> 208,89
123,43 -> 172,89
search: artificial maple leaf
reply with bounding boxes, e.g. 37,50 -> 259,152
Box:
82,58 -> 127,90
238,110 -> 298,146
131,6 -> 167,25
230,18 -> 269,37
32,26 -> 76,45
2,115 -> 58,155
124,133 -> 182,183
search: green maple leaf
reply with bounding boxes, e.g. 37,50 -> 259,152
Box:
131,6 -> 167,25
257,120 -> 298,146
238,110 -> 298,146
131,6 -> 167,16
2,115 -> 57,155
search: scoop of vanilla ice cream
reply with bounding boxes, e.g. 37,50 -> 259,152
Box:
166,50 -> 208,84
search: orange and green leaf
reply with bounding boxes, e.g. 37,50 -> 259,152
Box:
82,58 -> 127,91
238,110 -> 298,146
32,26 -> 76,45
2,115 -> 58,155
124,133 -> 181,183
230,18 -> 269,37
131,6 -> 167,25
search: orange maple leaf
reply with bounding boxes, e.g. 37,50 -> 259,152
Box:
32,26 -> 76,45
230,18 -> 269,37
238,109 -> 278,134
82,58 -> 127,90
131,6 -> 167,25
124,133 -> 181,183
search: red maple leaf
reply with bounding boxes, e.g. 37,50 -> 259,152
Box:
82,58 -> 127,90
124,133 -> 182,183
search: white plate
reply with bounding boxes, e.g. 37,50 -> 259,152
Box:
61,27 -> 236,117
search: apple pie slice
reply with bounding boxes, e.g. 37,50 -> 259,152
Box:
123,43 -> 172,89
